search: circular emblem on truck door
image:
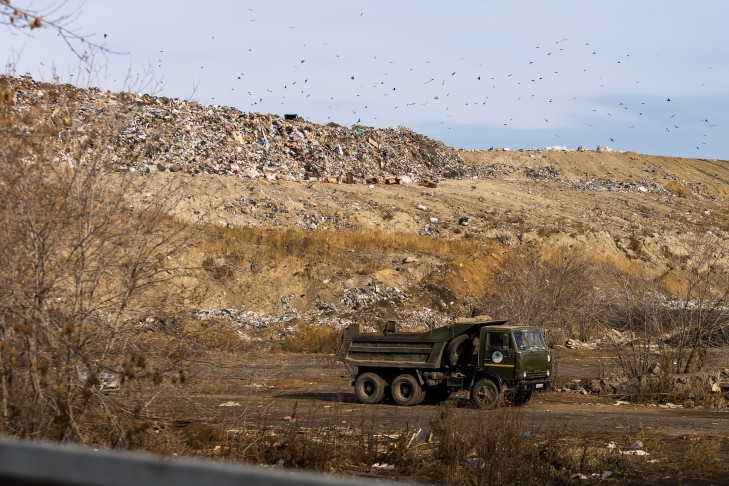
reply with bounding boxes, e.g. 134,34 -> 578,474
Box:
491,350 -> 503,363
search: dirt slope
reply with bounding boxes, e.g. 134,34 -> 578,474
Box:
115,147 -> 729,316
5,75 -> 729,318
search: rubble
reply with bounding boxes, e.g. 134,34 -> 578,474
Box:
566,178 -> 667,194
525,165 -> 560,181
194,308 -> 300,330
5,75 -> 471,183
565,338 -> 597,350
419,224 -> 440,236
588,370 -> 726,399
339,285 -> 407,310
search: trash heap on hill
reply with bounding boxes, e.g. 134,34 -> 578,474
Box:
4,75 -> 470,183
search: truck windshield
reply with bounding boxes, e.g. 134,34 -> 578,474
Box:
513,329 -> 547,351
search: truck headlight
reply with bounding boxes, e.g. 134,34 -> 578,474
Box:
522,371 -> 527,379
546,370 -> 550,377
547,354 -> 551,362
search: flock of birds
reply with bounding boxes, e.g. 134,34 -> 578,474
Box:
117,7 -> 721,156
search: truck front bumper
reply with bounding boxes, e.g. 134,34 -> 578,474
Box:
515,379 -> 553,392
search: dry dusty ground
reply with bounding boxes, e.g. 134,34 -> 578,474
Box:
115,149 -> 729,482
142,346 -> 729,484
119,149 -> 729,313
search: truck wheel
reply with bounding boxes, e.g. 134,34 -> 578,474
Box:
446,335 -> 471,366
354,372 -> 386,404
471,378 -> 502,409
391,374 -> 424,406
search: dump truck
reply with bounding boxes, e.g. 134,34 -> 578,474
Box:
336,316 -> 552,409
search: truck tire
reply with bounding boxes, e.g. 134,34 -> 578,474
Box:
391,374 -> 424,406
446,334 -> 471,366
471,378 -> 502,409
354,372 -> 386,404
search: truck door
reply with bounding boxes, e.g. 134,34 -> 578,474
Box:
482,330 -> 515,381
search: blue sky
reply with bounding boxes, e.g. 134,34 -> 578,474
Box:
3,1 -> 728,159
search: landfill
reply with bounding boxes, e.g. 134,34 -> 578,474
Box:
5,75 -> 472,183
524,165 -> 668,194
192,303 -> 454,341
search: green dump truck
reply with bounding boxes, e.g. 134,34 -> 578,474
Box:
336,316 -> 552,409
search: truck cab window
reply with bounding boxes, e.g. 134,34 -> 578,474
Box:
514,332 -> 527,350
488,333 -> 510,353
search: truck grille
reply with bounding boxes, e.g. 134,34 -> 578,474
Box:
525,370 -> 549,380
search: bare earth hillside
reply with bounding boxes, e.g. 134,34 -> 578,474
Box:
4,75 -> 729,483
116,149 -> 729,316
4,74 -> 729,322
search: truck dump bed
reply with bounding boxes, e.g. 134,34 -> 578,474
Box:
336,320 -> 508,370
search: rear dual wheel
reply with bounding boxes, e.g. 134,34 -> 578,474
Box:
354,372 -> 386,404
391,374 -> 425,406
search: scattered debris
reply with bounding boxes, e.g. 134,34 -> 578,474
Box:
6,76 -> 470,184
565,338 -> 597,350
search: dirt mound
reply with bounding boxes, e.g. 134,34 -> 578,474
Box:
4,74 -> 729,323
3,75 -> 466,182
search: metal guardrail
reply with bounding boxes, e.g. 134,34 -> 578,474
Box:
0,438 -> 404,486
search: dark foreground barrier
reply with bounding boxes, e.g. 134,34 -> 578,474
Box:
0,438 -> 404,486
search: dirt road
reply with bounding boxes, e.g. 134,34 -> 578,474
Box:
171,350 -> 729,441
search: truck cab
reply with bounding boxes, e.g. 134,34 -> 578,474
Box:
473,325 -> 552,405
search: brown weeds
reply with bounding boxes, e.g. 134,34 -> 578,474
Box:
273,325 -> 343,354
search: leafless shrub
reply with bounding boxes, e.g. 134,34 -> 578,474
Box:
427,405 -> 547,485
0,77 -> 195,445
664,236 -> 729,372
603,235 -> 729,382
484,245 -> 610,344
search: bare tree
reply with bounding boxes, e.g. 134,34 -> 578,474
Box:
0,75 -> 194,444
484,245 -> 609,343
1,1 -> 113,66
602,235 -> 729,379
666,236 -> 729,373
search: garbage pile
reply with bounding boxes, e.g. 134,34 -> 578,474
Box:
339,285 -> 408,310
192,304 -> 453,338
525,165 -> 560,181
194,308 -> 299,329
5,75 -> 470,182
566,178 -> 667,194
520,163 -> 667,194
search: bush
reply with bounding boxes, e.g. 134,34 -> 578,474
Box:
428,405 -> 547,485
0,77 -> 194,446
483,245 -> 610,344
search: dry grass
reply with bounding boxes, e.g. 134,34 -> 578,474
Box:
665,181 -> 693,198
679,436 -> 725,480
273,325 -> 343,354
198,224 -> 484,263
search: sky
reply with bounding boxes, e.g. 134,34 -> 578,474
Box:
2,1 -> 728,159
